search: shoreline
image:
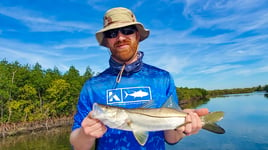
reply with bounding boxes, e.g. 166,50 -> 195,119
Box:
0,116 -> 73,138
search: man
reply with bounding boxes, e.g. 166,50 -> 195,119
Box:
70,7 -> 208,150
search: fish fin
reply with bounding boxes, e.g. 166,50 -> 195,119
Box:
202,111 -> 224,123
201,111 -> 225,134
124,91 -> 129,99
132,130 -> 149,146
162,95 -> 181,110
140,100 -> 157,108
202,123 -> 225,134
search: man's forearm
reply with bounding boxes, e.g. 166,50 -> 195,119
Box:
70,128 -> 96,150
164,129 -> 185,144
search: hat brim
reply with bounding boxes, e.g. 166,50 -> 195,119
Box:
96,22 -> 149,47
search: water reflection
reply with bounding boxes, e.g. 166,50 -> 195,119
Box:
167,92 -> 268,150
180,98 -> 210,109
0,127 -> 72,150
264,93 -> 268,98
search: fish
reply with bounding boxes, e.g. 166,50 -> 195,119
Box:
91,98 -> 225,146
124,90 -> 149,98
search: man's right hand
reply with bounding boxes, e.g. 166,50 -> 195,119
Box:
81,111 -> 107,138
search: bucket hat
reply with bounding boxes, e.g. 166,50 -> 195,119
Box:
96,7 -> 150,47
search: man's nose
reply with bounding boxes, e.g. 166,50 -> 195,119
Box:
117,31 -> 127,40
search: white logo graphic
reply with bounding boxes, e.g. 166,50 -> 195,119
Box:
106,87 -> 151,104
108,91 -> 120,102
124,90 -> 149,99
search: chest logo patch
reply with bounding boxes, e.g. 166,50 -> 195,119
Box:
106,87 -> 152,104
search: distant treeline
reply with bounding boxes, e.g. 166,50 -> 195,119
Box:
0,59 -> 267,124
0,59 -> 94,123
177,85 -> 268,108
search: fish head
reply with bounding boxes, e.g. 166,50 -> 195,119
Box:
92,103 -> 129,129
92,103 -> 117,118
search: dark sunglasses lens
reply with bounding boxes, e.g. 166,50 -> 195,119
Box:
104,29 -> 119,38
104,26 -> 137,38
121,27 -> 136,35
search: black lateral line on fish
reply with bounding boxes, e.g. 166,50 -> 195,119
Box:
125,108 -> 187,118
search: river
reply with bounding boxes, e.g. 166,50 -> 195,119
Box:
1,92 -> 268,150
167,92 -> 268,150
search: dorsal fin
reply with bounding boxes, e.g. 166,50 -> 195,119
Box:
162,95 -> 181,110
140,100 -> 157,108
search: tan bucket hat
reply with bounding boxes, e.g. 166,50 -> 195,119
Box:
96,7 -> 150,47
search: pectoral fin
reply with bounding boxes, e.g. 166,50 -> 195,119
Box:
132,130 -> 149,146
202,123 -> 225,134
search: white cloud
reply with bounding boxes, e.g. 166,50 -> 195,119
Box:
199,64 -> 241,74
237,65 -> 268,76
0,5 -> 94,32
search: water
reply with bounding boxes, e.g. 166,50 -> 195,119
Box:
1,92 -> 268,150
0,127 -> 72,150
166,92 -> 268,150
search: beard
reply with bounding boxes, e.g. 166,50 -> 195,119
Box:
111,39 -> 139,63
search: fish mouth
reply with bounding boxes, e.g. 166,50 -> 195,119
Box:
92,103 -> 104,117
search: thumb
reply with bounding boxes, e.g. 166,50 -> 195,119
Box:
195,108 -> 209,116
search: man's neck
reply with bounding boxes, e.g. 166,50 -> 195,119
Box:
112,52 -> 138,65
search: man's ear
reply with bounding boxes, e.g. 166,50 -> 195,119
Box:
102,38 -> 108,47
136,31 -> 140,41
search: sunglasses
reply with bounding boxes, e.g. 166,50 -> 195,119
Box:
104,25 -> 137,38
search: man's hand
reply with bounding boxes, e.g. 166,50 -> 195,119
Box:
177,108 -> 209,136
80,111 -> 107,138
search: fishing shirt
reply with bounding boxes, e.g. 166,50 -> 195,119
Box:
72,51 -> 179,150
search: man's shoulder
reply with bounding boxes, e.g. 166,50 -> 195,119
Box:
84,68 -> 112,83
143,63 -> 170,74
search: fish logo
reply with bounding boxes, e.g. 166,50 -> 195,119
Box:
106,87 -> 152,104
124,90 -> 149,99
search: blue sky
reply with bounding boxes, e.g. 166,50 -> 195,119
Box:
0,0 -> 267,90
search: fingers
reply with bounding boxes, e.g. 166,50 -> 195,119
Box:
195,108 -> 209,116
182,108 -> 206,136
81,112 -> 107,138
184,112 -> 200,136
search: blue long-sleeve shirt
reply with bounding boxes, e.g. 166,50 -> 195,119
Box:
72,52 -> 179,150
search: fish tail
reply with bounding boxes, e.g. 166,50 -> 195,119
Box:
124,91 -> 129,99
201,111 -> 225,134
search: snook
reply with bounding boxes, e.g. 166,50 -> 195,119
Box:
92,103 -> 225,146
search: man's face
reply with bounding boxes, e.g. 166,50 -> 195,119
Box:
104,25 -> 140,62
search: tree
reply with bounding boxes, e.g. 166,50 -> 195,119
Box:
63,66 -> 83,111
30,63 -> 46,113
264,85 -> 268,92
0,59 -> 10,122
82,66 -> 94,83
45,79 -> 71,117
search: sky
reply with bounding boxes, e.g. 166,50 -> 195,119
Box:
0,0 -> 268,90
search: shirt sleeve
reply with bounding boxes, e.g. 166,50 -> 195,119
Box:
166,73 -> 181,110
71,81 -> 93,131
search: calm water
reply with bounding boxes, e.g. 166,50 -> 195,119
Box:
167,92 -> 268,150
1,92 -> 268,150
0,126 -> 72,150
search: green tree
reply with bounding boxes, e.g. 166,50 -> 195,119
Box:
63,66 -> 83,111
264,85 -> 268,92
82,66 -> 94,83
0,59 -> 10,122
30,63 -> 46,113
18,84 -> 39,121
45,79 -> 71,117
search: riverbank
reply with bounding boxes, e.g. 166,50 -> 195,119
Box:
0,116 -> 73,138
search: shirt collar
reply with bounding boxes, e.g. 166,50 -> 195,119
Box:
109,51 -> 144,75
